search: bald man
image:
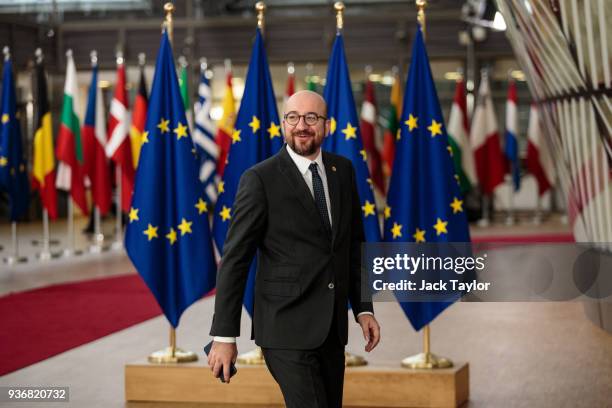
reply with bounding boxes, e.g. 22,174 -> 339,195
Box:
208,90 -> 380,408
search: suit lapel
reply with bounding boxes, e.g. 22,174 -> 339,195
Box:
323,152 -> 341,243
277,146 -> 324,231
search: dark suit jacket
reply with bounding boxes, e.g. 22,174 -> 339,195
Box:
210,145 -> 374,349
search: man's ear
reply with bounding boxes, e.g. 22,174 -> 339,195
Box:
324,119 -> 330,137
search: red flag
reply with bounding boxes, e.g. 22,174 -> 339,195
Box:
470,74 -> 507,195
382,70 -> 402,176
360,79 -> 385,193
82,65 -> 112,215
526,104 -> 555,195
215,72 -> 235,176
105,61 -> 134,212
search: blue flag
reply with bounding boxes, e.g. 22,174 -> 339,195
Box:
212,28 -> 283,316
193,71 -> 219,203
0,56 -> 30,221
322,33 -> 381,243
384,27 -> 471,331
125,32 -> 216,328
505,80 -> 520,191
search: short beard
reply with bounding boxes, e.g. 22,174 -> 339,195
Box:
288,131 -> 319,157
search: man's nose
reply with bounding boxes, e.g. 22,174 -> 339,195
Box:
295,116 -> 309,130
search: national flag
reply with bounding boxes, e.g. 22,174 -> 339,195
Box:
32,54 -> 57,219
470,72 -> 507,196
359,78 -> 385,194
215,71 -> 236,176
526,104 -> 555,196
125,31 -> 216,328
82,63 -> 112,216
178,59 -> 193,130
323,32 -> 380,243
55,49 -> 88,215
106,59 -> 134,213
193,68 -> 219,203
130,65 -> 148,168
382,69 -> 402,176
285,62 -> 295,101
306,74 -> 317,91
447,78 -> 477,193
384,27 -> 471,331
504,80 -> 521,191
212,28 -> 283,316
0,52 -> 30,221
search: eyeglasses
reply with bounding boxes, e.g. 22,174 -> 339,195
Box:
284,111 -> 326,126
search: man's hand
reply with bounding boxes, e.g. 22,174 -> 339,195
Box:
357,314 -> 380,352
207,341 -> 238,383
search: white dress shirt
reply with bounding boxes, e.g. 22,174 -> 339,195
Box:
214,145 -> 371,344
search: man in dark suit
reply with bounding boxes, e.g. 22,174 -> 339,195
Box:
208,90 -> 380,408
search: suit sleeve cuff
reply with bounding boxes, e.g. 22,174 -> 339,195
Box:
213,336 -> 236,343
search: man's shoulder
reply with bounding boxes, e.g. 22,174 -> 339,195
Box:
246,151 -> 282,177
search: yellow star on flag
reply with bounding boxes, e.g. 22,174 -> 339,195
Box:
249,116 -> 260,133
141,131 -> 149,144
219,206 -> 232,221
391,222 -> 403,239
267,122 -> 281,139
231,129 -> 242,144
366,178 -> 374,190
396,128 -> 401,141
450,197 -> 464,214
166,228 -> 177,245
174,122 -> 188,139
195,198 -> 208,214
1,113 -> 9,124
342,123 -> 357,140
362,200 -> 375,217
0,156 -> 7,167
360,149 -> 367,161
330,117 -> 337,134
143,224 -> 158,241
428,119 -> 443,137
157,118 -> 170,133
413,228 -> 426,243
405,114 -> 418,131
447,145 -> 453,156
384,206 -> 391,220
178,218 -> 193,236
217,181 -> 225,194
433,218 -> 448,236
128,207 -> 139,223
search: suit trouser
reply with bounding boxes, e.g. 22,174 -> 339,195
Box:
261,312 -> 345,408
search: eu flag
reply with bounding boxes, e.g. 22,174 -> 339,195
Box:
384,27 -> 471,331
212,28 -> 283,316
125,32 -> 216,328
0,55 -> 30,221
323,33 -> 381,242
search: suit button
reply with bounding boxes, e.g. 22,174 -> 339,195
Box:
328,283 -> 335,289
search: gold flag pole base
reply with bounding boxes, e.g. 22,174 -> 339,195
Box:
148,327 -> 198,364
344,351 -> 368,367
236,346 -> 266,365
401,351 -> 453,369
148,346 -> 198,364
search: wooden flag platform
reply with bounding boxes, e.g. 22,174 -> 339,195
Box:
125,359 -> 469,407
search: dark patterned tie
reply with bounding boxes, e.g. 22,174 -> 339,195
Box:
309,162 -> 332,236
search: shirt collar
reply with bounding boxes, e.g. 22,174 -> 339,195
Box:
285,144 -> 324,176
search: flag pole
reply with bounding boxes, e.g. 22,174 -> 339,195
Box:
111,50 -> 124,251
236,0 -> 268,367
148,2 -> 197,365
89,50 -> 105,254
505,71 -> 516,226
33,48 -> 53,261
402,0 -> 452,370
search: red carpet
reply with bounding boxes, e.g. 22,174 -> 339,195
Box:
0,274 -> 162,376
471,232 -> 574,243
